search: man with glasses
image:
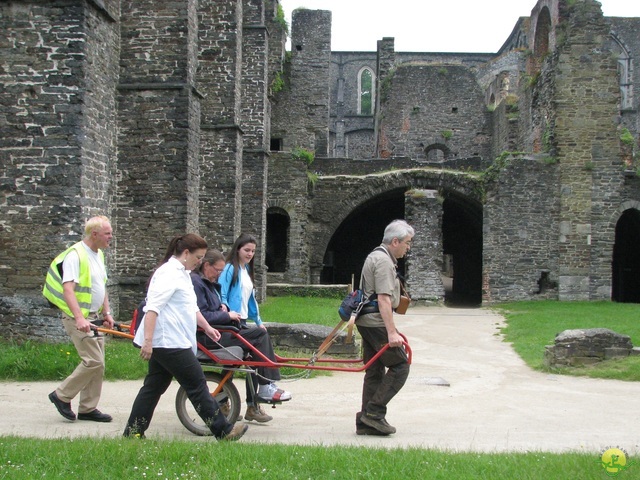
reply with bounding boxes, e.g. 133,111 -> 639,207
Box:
355,219 -> 414,436
190,249 -> 288,423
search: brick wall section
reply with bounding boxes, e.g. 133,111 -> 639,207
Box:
271,9 -> 331,155
552,0 -> 621,299
405,190 -> 445,302
0,0 -> 120,340
114,0 -> 201,314
240,0 -> 270,300
377,64 -> 492,164
198,0 -> 244,247
267,153 -> 310,283
483,156 -> 560,302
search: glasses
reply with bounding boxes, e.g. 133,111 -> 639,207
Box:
212,266 -> 224,272
396,238 -> 412,247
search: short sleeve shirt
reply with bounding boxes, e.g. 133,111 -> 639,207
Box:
134,257 -> 199,353
356,244 -> 400,328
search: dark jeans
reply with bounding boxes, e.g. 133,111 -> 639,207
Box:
201,326 -> 280,404
356,325 -> 410,422
123,347 -> 231,438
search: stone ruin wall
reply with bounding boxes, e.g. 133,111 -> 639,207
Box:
3,0 -> 640,341
0,0 -> 120,339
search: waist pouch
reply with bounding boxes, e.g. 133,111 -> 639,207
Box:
359,301 -> 380,316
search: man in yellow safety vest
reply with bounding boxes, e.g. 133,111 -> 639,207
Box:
43,215 -> 115,422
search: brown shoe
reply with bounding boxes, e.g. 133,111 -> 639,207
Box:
244,404 -> 273,423
360,414 -> 396,435
220,423 -> 248,441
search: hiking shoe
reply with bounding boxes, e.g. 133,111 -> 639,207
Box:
221,423 -> 248,441
360,414 -> 396,435
49,391 -> 76,421
355,412 -> 389,436
245,404 -> 273,423
356,425 -> 391,436
257,383 -> 292,402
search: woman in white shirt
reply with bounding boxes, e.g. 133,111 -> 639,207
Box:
123,234 -> 248,441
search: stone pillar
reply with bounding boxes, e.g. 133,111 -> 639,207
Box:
198,0 -> 244,248
552,1 -> 621,300
241,0 -> 270,300
116,0 -> 201,313
404,189 -> 445,302
374,37 -> 395,158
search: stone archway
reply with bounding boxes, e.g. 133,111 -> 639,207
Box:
308,169 -> 483,304
321,188 -> 406,285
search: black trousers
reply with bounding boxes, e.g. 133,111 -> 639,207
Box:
356,325 -> 410,421
202,326 -> 281,403
123,347 -> 231,438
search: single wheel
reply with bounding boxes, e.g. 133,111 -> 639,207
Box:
175,371 -> 242,436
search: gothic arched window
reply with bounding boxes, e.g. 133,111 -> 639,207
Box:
358,67 -> 375,116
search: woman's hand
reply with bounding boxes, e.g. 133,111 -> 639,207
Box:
205,325 -> 221,342
140,340 -> 153,361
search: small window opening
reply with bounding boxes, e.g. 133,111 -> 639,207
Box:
270,138 -> 283,151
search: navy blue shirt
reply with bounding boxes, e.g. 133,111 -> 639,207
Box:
190,272 -> 233,327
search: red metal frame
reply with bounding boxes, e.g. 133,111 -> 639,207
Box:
99,323 -> 412,373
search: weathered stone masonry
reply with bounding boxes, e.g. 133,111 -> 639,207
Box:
2,0 -> 640,341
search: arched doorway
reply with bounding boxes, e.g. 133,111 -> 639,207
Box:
612,208 -> 640,303
266,207 -> 290,273
321,189 -> 405,285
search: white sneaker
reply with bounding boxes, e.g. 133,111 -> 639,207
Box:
258,382 -> 292,402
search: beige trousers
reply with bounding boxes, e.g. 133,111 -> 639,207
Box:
56,314 -> 106,414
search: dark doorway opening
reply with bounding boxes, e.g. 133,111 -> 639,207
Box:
442,194 -> 482,306
266,208 -> 289,273
321,189 -> 405,286
612,208 -> 640,303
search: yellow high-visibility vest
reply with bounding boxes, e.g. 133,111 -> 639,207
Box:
42,242 -> 105,317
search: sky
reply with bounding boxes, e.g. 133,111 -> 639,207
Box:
278,0 -> 640,53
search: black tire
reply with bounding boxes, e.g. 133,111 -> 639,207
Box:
175,371 -> 242,436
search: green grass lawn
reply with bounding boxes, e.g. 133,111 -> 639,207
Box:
495,300 -> 640,381
0,436 -> 610,479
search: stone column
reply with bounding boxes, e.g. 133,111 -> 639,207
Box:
241,0 -> 270,300
116,0 -> 201,313
552,1 -> 621,300
404,189 -> 445,303
198,0 -> 244,247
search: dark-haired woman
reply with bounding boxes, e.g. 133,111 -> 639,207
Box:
219,234 -> 292,409
123,234 -> 248,441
